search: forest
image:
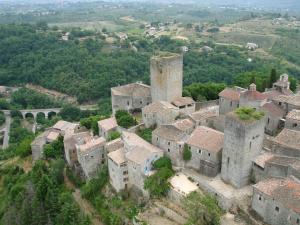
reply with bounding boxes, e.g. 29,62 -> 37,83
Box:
0,23 -> 298,104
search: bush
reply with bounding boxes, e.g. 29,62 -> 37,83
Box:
137,128 -> 152,143
108,131 -> 121,141
235,107 -> 264,121
0,112 -> 5,126
115,110 -> 137,129
43,136 -> 64,159
183,144 -> 192,161
59,105 -> 81,122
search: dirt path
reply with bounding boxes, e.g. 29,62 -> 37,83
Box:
63,169 -> 104,225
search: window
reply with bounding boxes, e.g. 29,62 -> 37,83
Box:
102,160 -> 105,164
227,157 -> 230,166
157,137 -> 159,141
127,101 -> 130,106
123,171 -> 128,175
293,123 -> 298,128
258,195 -> 262,201
102,154 -> 105,158
279,102 -> 282,106
208,153 -> 211,157
250,142 -> 252,149
230,101 -> 233,107
275,206 -> 279,212
267,118 -> 270,124
179,145 -> 181,148
123,178 -> 129,182
198,150 -> 202,154
168,149 -> 170,152
297,218 -> 299,224
140,101 -> 143,104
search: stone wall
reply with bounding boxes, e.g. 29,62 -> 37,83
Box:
219,97 -> 239,115
195,99 -> 219,111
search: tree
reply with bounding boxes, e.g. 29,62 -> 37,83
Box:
108,131 -> 121,141
43,136 -> 64,159
59,105 -> 81,121
289,76 -> 298,92
183,144 -> 192,161
115,110 -> 137,129
183,191 -> 223,225
270,68 -> 277,88
137,128 -> 152,143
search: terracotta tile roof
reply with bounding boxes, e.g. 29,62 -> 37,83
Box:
253,152 -> 274,169
273,129 -> 300,151
78,137 -> 106,152
287,109 -> 300,121
46,131 -> 60,142
219,88 -> 241,101
186,126 -> 224,153
111,82 -> 150,98
253,177 -> 300,214
263,90 -> 283,100
142,101 -> 178,114
108,148 -> 126,164
272,94 -> 291,103
287,95 -> 300,107
122,131 -> 162,153
53,120 -> 78,132
261,102 -> 285,117
98,117 -> 118,131
240,90 -> 266,101
173,119 -> 195,132
189,106 -> 219,121
126,146 -> 156,165
171,97 -> 195,107
153,125 -> 187,142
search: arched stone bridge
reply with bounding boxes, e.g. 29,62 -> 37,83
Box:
1,108 -> 62,119
19,108 -> 62,119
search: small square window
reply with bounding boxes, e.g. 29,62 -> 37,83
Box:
259,196 -> 262,201
275,206 -> 279,212
168,142 -> 170,146
198,150 -> 202,154
208,153 -> 211,157
168,149 -> 170,152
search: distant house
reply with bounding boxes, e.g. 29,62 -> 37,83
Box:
76,137 -> 106,179
111,82 -> 151,114
185,126 -> 224,177
245,42 -> 258,50
98,117 -> 118,139
261,102 -> 285,136
142,101 -> 179,128
251,177 -> 300,225
171,97 -> 195,115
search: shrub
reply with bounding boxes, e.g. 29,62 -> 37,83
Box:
137,128 -> 152,143
235,107 -> 264,121
108,131 -> 121,141
115,110 -> 137,129
183,144 -> 192,161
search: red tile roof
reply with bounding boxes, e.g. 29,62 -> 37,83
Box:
219,88 -> 240,101
261,102 -> 285,117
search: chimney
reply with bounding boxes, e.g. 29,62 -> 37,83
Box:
249,83 -> 256,91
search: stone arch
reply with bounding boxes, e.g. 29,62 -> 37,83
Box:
25,112 -> 34,120
48,111 -> 57,119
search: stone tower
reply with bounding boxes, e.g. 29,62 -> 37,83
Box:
150,52 -> 183,102
221,110 -> 266,188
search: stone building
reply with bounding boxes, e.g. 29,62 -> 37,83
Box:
76,137 -> 106,179
142,101 -> 179,128
105,138 -> 124,154
218,87 -> 245,115
273,95 -> 300,114
150,52 -> 183,102
171,97 -> 195,115
126,145 -> 163,196
264,74 -> 293,100
107,148 -> 129,192
188,106 -> 219,127
239,84 -> 267,110
52,120 -> 80,136
31,129 -> 60,161
253,153 -> 300,182
98,117 -> 118,139
261,102 -> 285,136
111,82 -> 151,114
172,118 -> 195,135
251,176 -> 300,225
64,131 -> 91,166
285,110 -> 300,131
271,129 -> 300,158
185,126 -> 224,177
221,110 -> 266,188
152,124 -> 188,167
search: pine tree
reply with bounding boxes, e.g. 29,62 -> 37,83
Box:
270,69 -> 277,88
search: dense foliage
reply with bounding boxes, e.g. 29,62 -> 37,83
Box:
0,160 -> 90,225
144,156 -> 174,197
183,191 -> 223,225
0,23 -> 297,104
43,136 -> 64,159
235,107 -> 265,121
136,128 -> 152,143
184,82 -> 226,101
115,110 -> 137,129
183,144 -> 192,161
0,112 -> 5,126
11,88 -> 62,109
107,131 -> 121,141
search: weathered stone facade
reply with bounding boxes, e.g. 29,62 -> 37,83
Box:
76,137 -> 106,179
251,177 -> 300,225
142,101 -> 179,128
150,53 -> 183,102
98,117 -> 118,139
219,87 -> 245,115
285,109 -> 300,131
171,97 -> 195,115
221,111 -> 266,188
261,102 -> 285,136
111,82 -> 151,114
185,126 -> 224,177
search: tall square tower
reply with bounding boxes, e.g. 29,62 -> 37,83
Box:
150,52 -> 183,102
221,108 -> 266,188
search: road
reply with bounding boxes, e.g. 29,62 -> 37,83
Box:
0,113 -> 11,149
